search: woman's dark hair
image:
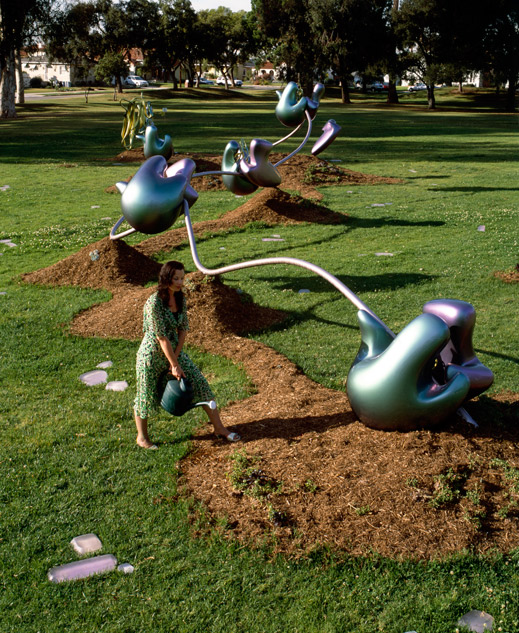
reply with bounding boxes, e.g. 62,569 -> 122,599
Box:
158,260 -> 185,311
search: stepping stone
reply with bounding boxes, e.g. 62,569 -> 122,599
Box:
79,370 -> 108,386
96,361 -> 113,369
457,610 -> 494,632
106,381 -> 128,392
70,533 -> 103,555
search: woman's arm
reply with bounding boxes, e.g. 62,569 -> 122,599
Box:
157,336 -> 186,379
175,329 -> 187,358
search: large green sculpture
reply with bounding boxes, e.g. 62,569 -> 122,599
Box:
110,81 -> 494,431
346,311 -> 472,431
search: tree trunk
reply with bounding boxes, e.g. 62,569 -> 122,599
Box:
458,81 -> 463,93
386,78 -> 399,104
427,85 -> 436,110
1,49 -> 17,118
505,78 -> 517,112
116,77 -> 124,94
339,77 -> 351,104
15,51 -> 24,105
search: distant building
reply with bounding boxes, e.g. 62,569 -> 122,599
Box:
20,46 -> 74,87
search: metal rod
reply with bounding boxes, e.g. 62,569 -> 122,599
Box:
192,170 -> 240,178
110,216 -> 137,240
272,120 -> 305,147
274,110 -> 313,168
183,200 -> 394,336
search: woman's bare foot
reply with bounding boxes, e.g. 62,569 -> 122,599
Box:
136,438 -> 158,449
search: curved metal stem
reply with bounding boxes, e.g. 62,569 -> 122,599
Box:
110,216 -> 137,240
272,120 -> 305,147
192,170 -> 240,178
183,200 -> 394,336
274,110 -> 313,168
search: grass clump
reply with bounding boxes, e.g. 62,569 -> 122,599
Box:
227,450 -> 287,526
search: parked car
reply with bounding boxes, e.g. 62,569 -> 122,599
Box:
124,75 -> 149,87
216,76 -> 242,87
367,82 -> 388,92
197,76 -> 214,85
408,82 -> 427,92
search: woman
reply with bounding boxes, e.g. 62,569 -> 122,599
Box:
134,260 -> 240,448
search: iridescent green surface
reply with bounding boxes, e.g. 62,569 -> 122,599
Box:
275,81 -> 308,127
142,124 -> 173,160
347,311 -> 471,431
239,138 -> 281,187
221,140 -> 258,195
117,156 -> 186,234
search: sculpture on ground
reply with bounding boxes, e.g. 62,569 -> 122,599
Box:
120,97 -> 172,160
110,82 -> 493,431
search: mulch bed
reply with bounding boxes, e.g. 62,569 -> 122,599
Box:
22,154 -> 519,560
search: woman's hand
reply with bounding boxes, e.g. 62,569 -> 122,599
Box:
170,361 -> 185,380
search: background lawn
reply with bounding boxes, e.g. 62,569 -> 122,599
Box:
0,88 -> 518,633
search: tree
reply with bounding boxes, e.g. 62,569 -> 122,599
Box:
309,0 -> 391,104
154,0 -> 198,89
100,0 -> 160,92
197,7 -> 254,88
45,1 -> 104,90
252,0 -> 321,95
484,0 -> 519,112
46,0 -> 160,95
394,0 -> 488,110
0,0 -> 50,118
95,51 -> 129,99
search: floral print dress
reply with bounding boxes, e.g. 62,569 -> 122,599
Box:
134,292 -> 214,419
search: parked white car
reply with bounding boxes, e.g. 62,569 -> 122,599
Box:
124,75 -> 149,87
408,83 -> 427,92
216,76 -> 243,87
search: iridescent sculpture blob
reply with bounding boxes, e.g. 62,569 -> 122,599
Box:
115,156 -> 188,234
137,124 -> 173,160
221,140 -> 259,196
110,82 -> 493,430
238,138 -> 281,188
348,309 -> 472,431
312,119 -> 342,156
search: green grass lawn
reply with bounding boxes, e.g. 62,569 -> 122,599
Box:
0,89 -> 518,633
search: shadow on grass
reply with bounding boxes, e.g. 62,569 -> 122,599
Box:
347,215 -> 445,230
254,271 -> 433,295
476,348 -> 519,366
433,186 -> 519,193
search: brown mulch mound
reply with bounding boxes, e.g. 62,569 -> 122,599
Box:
494,267 -> 519,283
105,149 -> 403,199
21,237 -> 162,291
22,159 -> 519,561
135,187 -> 346,258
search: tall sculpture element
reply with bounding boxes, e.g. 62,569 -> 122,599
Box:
110,83 -> 493,431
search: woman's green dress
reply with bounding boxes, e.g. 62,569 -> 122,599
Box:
134,292 -> 214,418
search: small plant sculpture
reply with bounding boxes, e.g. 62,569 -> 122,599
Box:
120,97 -> 172,159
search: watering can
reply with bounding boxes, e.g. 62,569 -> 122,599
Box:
161,376 -> 216,416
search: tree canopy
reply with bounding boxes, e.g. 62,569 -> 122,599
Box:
1,0 -> 518,118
